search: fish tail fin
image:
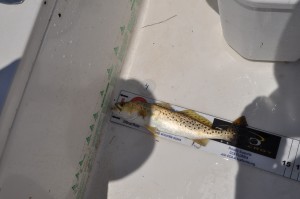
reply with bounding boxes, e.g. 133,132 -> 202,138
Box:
225,130 -> 238,145
232,116 -> 248,126
226,116 -> 248,144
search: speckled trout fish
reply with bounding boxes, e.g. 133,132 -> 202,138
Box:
112,101 -> 247,146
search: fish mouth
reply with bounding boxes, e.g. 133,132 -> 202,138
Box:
114,103 -> 123,111
116,104 -> 122,111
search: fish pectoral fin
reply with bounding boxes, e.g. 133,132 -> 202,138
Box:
232,116 -> 248,127
155,102 -> 174,110
138,109 -> 147,118
180,110 -> 212,127
145,125 -> 158,138
193,138 -> 210,146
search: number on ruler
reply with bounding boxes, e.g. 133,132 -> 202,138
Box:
282,161 -> 292,167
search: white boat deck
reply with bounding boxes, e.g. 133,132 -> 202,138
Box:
1,0 -> 300,198
86,1 -> 300,199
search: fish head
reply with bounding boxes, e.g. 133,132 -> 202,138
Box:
112,101 -> 149,124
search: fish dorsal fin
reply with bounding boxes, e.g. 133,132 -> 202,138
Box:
155,102 -> 173,110
232,116 -> 248,127
180,110 -> 212,127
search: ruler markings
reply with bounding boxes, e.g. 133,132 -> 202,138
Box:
283,140 -> 293,176
288,140 -> 294,159
290,141 -> 300,178
284,140 -> 299,178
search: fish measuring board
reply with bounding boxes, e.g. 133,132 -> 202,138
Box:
110,90 -> 300,182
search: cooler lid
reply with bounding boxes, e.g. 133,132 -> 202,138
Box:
236,0 -> 300,9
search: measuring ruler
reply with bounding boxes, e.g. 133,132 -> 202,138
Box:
111,90 -> 300,182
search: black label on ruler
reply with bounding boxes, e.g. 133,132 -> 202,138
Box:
212,118 -> 281,159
